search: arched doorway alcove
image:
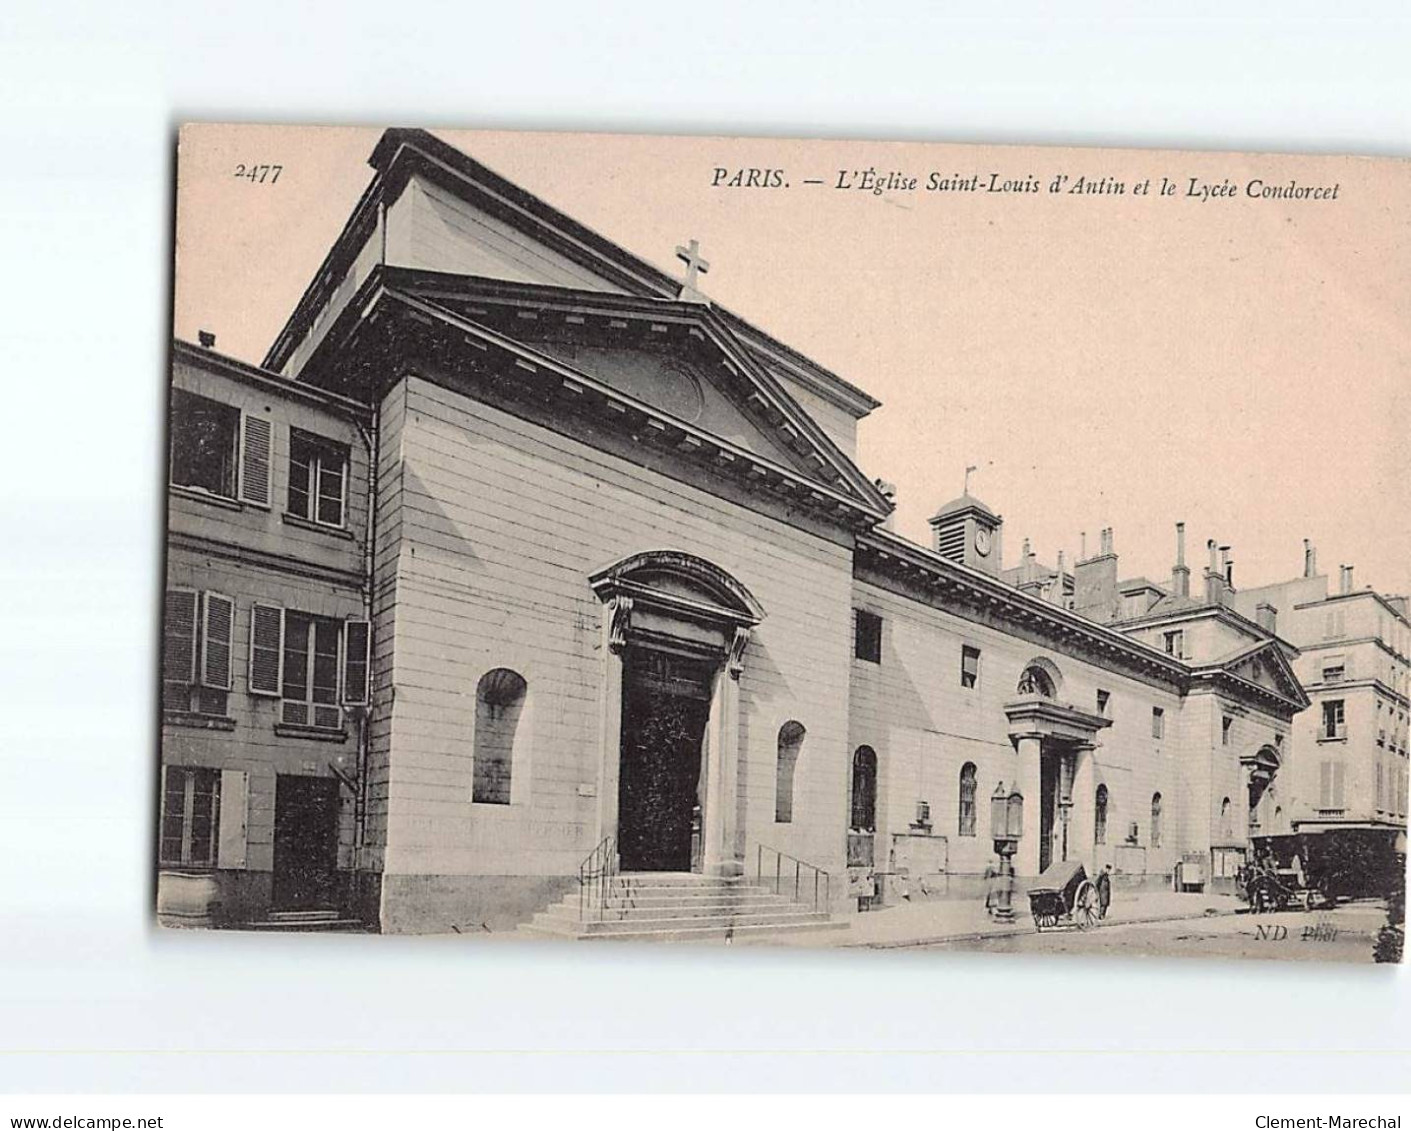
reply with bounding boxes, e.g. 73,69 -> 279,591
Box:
589,550 -> 764,877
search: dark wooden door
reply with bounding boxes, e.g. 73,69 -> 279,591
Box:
1039,754 -> 1057,872
272,775 -> 340,910
618,651 -> 710,873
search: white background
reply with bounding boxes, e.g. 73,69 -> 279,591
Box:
0,0 -> 1408,1095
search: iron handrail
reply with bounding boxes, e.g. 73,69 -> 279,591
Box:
578,835 -> 617,921
754,843 -> 831,912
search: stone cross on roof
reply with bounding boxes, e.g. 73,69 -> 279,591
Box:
675,238 -> 710,302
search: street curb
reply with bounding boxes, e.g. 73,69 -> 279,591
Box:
844,905 -> 1244,949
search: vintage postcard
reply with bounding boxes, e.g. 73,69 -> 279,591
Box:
161,122 -> 1408,963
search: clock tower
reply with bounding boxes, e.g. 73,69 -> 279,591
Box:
928,492 -> 1004,577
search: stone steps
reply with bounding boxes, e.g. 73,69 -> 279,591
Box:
519,871 -> 841,942
242,909 -> 365,932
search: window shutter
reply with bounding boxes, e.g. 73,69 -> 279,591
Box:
217,769 -> 248,869
200,592 -> 234,689
238,414 -> 272,507
1319,762 -> 1332,807
249,603 -> 284,696
163,589 -> 199,685
343,619 -> 370,706
1332,763 -> 1346,808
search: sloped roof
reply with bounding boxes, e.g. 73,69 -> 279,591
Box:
930,492 -> 999,523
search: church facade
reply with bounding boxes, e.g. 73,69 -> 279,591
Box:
160,128 -> 1357,935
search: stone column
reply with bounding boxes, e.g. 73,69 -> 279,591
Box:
1069,744 -> 1096,870
595,596 -> 630,863
702,627 -> 749,878
1013,734 -> 1044,878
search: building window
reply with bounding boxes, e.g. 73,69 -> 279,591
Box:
1318,761 -> 1346,810
775,721 -> 805,823
850,746 -> 878,832
163,589 -> 233,717
247,605 -> 370,724
958,762 -> 977,837
281,612 -> 343,729
160,767 -> 221,867
473,668 -> 527,805
1150,792 -> 1163,848
1322,661 -> 1346,683
853,610 -> 882,664
1094,784 -> 1109,845
1321,699 -> 1346,740
1151,707 -> 1165,739
1220,796 -> 1233,839
1017,664 -> 1055,698
1376,763 -> 1385,810
1096,689 -> 1111,716
1163,630 -> 1185,658
1222,716 -> 1233,746
961,645 -> 981,689
288,428 -> 348,528
169,389 -> 239,499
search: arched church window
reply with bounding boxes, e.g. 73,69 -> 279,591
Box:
958,762 -> 977,836
1220,796 -> 1232,839
473,668 -> 527,805
851,746 -> 878,832
1150,792 -> 1162,848
1017,663 -> 1056,698
775,721 -> 805,823
1094,784 -> 1109,845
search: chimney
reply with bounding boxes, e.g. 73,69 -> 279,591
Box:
1073,528 -> 1119,622
198,330 -> 216,348
1204,539 -> 1225,605
1054,550 -> 1067,605
1256,601 -> 1278,634
1171,521 -> 1190,598
1016,539 -> 1045,596
1303,538 -> 1318,579
1340,564 -> 1354,595
1080,531 -> 1087,559
1224,547 -> 1235,591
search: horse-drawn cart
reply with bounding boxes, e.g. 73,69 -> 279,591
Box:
1027,859 -> 1102,931
1238,833 -> 1323,913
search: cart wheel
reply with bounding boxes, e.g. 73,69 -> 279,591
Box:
1074,881 -> 1100,930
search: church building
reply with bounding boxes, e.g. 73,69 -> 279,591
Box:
159,128 -> 1332,936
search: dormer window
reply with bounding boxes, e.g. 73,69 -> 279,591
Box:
1163,630 -> 1185,659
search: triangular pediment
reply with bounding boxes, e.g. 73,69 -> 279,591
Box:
1219,641 -> 1309,708
383,270 -> 892,512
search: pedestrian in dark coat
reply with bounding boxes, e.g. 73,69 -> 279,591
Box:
1096,864 -> 1113,919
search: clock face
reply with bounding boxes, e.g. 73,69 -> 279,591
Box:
974,526 -> 992,556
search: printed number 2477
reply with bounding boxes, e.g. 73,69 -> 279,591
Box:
234,164 -> 282,184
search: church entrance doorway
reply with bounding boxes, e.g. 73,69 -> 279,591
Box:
617,648 -> 713,873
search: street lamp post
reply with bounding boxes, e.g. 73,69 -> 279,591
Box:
990,781 -> 1025,923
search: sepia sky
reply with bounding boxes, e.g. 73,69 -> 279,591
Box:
174,124 -> 1411,598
